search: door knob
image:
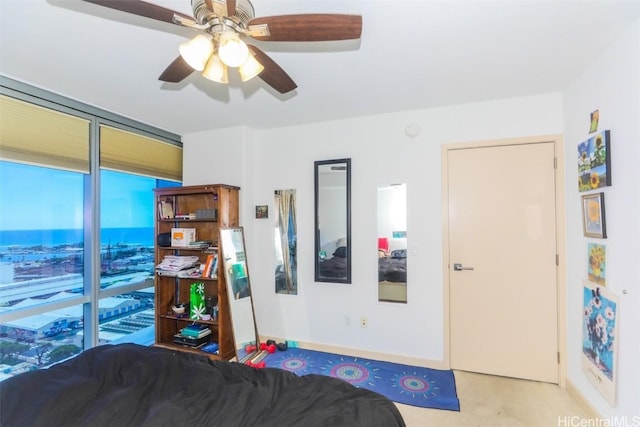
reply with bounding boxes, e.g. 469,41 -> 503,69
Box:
453,263 -> 474,271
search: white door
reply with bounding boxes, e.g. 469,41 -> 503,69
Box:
447,141 -> 558,383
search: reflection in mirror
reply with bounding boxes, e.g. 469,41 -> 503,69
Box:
377,183 -> 407,303
315,159 -> 351,283
274,189 -> 297,295
219,227 -> 260,363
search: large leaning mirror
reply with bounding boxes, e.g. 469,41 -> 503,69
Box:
219,227 -> 260,363
275,189 -> 298,295
315,158 -> 351,283
377,183 -> 407,303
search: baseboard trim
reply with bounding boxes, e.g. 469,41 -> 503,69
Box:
565,377 -> 601,419
260,336 -> 448,370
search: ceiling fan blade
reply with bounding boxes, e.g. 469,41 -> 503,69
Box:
247,45 -> 297,94
226,0 -> 237,17
81,0 -> 193,25
158,56 -> 194,83
205,0 -> 236,17
247,14 -> 362,42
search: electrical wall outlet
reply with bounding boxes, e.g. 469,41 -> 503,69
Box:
360,316 -> 368,328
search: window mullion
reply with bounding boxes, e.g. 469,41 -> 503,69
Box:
83,118 -> 101,349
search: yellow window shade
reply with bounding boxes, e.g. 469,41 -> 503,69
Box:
100,125 -> 182,182
0,95 -> 90,173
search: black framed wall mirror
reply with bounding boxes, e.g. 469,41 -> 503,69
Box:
314,158 -> 351,283
219,227 -> 260,363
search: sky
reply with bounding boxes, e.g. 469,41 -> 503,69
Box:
0,161 -> 163,230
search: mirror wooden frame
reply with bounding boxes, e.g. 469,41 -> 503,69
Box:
219,227 -> 260,363
314,158 -> 352,284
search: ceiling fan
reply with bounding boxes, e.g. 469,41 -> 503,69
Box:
82,0 -> 363,94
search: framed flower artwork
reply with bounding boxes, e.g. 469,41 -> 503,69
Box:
577,130 -> 611,192
581,192 -> 607,238
589,110 -> 599,133
582,281 -> 618,406
587,243 -> 606,286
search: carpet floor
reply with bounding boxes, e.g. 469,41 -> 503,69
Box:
263,348 -> 460,411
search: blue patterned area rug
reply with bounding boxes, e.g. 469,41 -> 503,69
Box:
263,348 -> 460,411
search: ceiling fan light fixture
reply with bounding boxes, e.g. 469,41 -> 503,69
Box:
179,34 -> 214,71
218,31 -> 250,67
202,53 -> 229,84
238,53 -> 264,82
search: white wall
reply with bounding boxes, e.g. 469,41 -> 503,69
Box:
183,93 -> 563,363
563,20 -> 640,418
181,18 -> 640,419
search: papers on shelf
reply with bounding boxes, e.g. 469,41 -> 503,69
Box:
156,255 -> 200,273
156,267 -> 201,277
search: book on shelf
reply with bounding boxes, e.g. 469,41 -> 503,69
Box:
183,323 -> 208,332
158,201 -> 174,219
180,328 -> 211,339
173,333 -> 210,347
202,254 -> 218,278
188,240 -> 213,249
175,213 -> 196,220
180,324 -> 211,338
205,246 -> 218,253
210,254 -> 218,279
200,342 -> 219,354
203,254 -> 214,278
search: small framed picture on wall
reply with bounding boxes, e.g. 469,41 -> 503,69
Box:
255,205 -> 268,219
587,243 -> 606,286
581,192 -> 607,238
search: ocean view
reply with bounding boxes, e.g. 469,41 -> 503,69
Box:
0,227 -> 155,248
0,227 -> 154,272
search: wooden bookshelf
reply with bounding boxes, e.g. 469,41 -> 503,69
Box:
153,184 -> 239,360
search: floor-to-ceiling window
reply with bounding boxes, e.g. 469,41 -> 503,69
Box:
0,80 -> 182,380
96,170 -> 178,345
0,162 -> 87,368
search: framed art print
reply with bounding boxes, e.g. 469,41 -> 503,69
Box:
589,109 -> 599,133
577,130 -> 611,192
587,243 -> 606,286
255,205 -> 268,219
582,192 -> 607,238
582,281 -> 618,406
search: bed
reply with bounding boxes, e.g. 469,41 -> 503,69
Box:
378,249 -> 407,283
0,343 -> 405,427
317,246 -> 348,279
378,249 -> 407,302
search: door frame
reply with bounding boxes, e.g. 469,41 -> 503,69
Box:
441,135 -> 567,386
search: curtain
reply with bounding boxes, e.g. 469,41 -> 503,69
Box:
276,189 -> 297,294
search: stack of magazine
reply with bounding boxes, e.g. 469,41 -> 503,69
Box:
156,255 -> 200,277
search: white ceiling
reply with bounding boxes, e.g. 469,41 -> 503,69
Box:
2,0 -> 640,136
